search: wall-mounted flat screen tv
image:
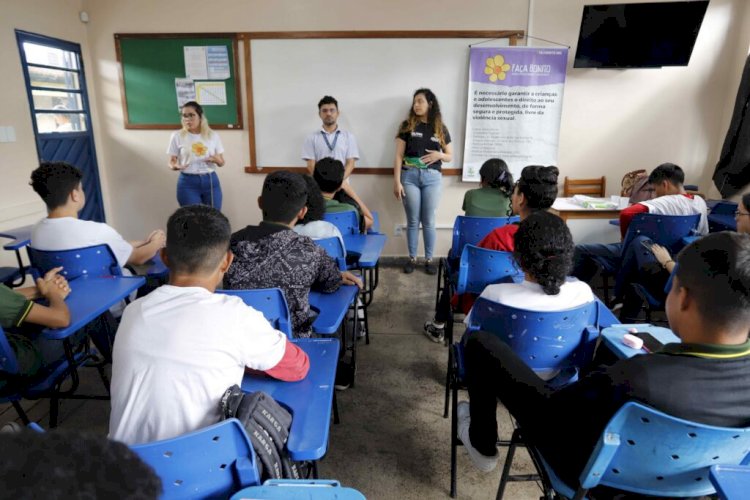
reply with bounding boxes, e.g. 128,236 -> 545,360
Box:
574,1 -> 709,69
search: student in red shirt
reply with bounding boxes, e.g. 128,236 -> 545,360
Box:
423,165 -> 559,343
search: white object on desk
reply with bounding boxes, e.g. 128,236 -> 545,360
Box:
622,333 -> 644,350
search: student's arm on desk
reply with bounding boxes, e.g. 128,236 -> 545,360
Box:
619,203 -> 648,239
23,268 -> 71,329
340,183 -> 374,231
128,230 -> 166,266
264,340 -> 310,381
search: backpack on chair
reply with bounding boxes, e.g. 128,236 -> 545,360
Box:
621,169 -> 656,204
219,385 -> 301,481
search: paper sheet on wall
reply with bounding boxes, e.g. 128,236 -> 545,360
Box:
175,78 -> 196,107
206,46 -> 230,80
195,81 -> 227,105
184,46 -> 208,80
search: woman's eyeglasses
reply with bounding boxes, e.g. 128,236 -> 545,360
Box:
735,210 -> 750,217
181,113 -> 197,118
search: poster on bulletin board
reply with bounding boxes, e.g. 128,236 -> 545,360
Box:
462,47 -> 568,181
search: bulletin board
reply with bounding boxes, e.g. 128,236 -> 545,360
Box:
115,33 -> 243,129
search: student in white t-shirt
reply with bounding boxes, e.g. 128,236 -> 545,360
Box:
30,162 -> 166,270
109,205 -> 310,445
467,211 -> 594,324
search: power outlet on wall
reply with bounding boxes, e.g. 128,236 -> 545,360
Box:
394,224 -> 404,236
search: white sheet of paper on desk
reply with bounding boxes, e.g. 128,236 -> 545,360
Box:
184,46 -> 208,80
195,81 -> 227,106
175,78 -> 196,107
571,195 -> 617,209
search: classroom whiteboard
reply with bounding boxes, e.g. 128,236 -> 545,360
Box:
250,38 -> 510,169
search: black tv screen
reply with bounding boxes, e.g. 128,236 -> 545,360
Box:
574,1 -> 709,69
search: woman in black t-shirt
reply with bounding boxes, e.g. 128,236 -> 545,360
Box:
393,88 -> 453,274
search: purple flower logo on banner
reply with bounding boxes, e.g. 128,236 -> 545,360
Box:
484,55 -> 511,82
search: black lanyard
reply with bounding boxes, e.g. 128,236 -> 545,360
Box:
321,130 -> 340,152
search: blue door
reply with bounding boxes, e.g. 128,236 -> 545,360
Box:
16,30 -> 105,222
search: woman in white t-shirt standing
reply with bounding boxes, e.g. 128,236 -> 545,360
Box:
167,101 -> 225,209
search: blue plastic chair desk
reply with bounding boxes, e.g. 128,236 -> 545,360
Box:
309,286 -> 358,335
608,219 -> 620,226
241,338 -> 340,462
342,234 -> 386,268
144,252 -> 168,278
0,225 -> 32,251
232,479 -> 365,500
41,275 -> 145,341
601,324 -> 680,359
710,465 -> 750,500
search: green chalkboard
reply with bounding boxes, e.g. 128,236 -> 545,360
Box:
116,34 -> 242,129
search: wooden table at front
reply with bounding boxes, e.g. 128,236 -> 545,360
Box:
551,197 -> 622,223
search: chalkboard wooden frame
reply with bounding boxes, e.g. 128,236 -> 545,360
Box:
115,33 -> 243,130
239,30 -> 523,175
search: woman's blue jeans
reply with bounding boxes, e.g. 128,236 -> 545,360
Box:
177,171 -> 222,210
401,167 -> 442,260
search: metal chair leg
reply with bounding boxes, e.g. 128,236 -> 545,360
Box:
11,401 -> 30,424
496,429 -> 520,499
444,346 -> 452,418
333,392 -> 340,425
450,368 -> 459,498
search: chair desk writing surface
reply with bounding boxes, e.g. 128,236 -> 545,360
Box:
0,225 -> 33,251
342,233 -> 386,268
710,465 -> 750,500
551,197 -> 622,223
232,479 -> 365,500
241,338 -> 340,462
601,325 -> 680,360
309,286 -> 358,335
41,275 -> 145,340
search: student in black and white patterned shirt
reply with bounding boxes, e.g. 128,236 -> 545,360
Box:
225,171 -> 362,338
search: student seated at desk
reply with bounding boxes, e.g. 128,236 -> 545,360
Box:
29,162 -> 167,272
0,267 -> 74,385
293,173 -> 345,251
571,163 -> 708,303
423,165 -> 559,343
620,192 -> 750,322
314,157 -> 374,231
458,231 -> 750,497
462,158 -> 513,217
226,171 -> 362,338
109,206 -> 309,445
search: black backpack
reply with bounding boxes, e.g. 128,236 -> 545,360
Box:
219,385 -> 301,481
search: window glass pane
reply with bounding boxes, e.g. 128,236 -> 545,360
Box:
28,66 -> 80,90
23,42 -> 79,70
31,90 -> 82,111
36,112 -> 87,133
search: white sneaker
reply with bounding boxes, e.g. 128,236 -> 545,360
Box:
457,401 -> 499,473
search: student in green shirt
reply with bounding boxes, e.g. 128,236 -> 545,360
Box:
314,157 -> 371,220
0,267 -> 71,378
462,159 -> 514,217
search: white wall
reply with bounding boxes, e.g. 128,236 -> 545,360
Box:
3,0 -> 749,260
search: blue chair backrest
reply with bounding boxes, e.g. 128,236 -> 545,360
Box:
217,289 -> 293,339
449,216 -> 519,260
579,401 -> 750,497
0,325 -> 20,375
710,200 -> 738,215
323,211 -> 359,235
456,245 -> 522,295
622,213 -> 701,255
315,237 -> 347,270
468,298 -> 600,373
27,244 -> 122,280
131,419 -> 260,499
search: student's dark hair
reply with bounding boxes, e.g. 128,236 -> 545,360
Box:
300,174 -> 326,224
516,165 -> 559,210
30,161 -> 83,210
261,171 -> 308,223
513,211 -> 574,295
397,88 -> 447,148
674,232 -> 750,329
648,162 -> 685,187
166,205 -> 230,275
181,100 -> 203,119
313,157 -> 346,194
0,430 -> 162,499
318,95 -> 338,110
480,158 -> 514,196
741,192 -> 750,213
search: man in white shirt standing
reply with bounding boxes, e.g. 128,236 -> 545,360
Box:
301,96 -> 374,230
